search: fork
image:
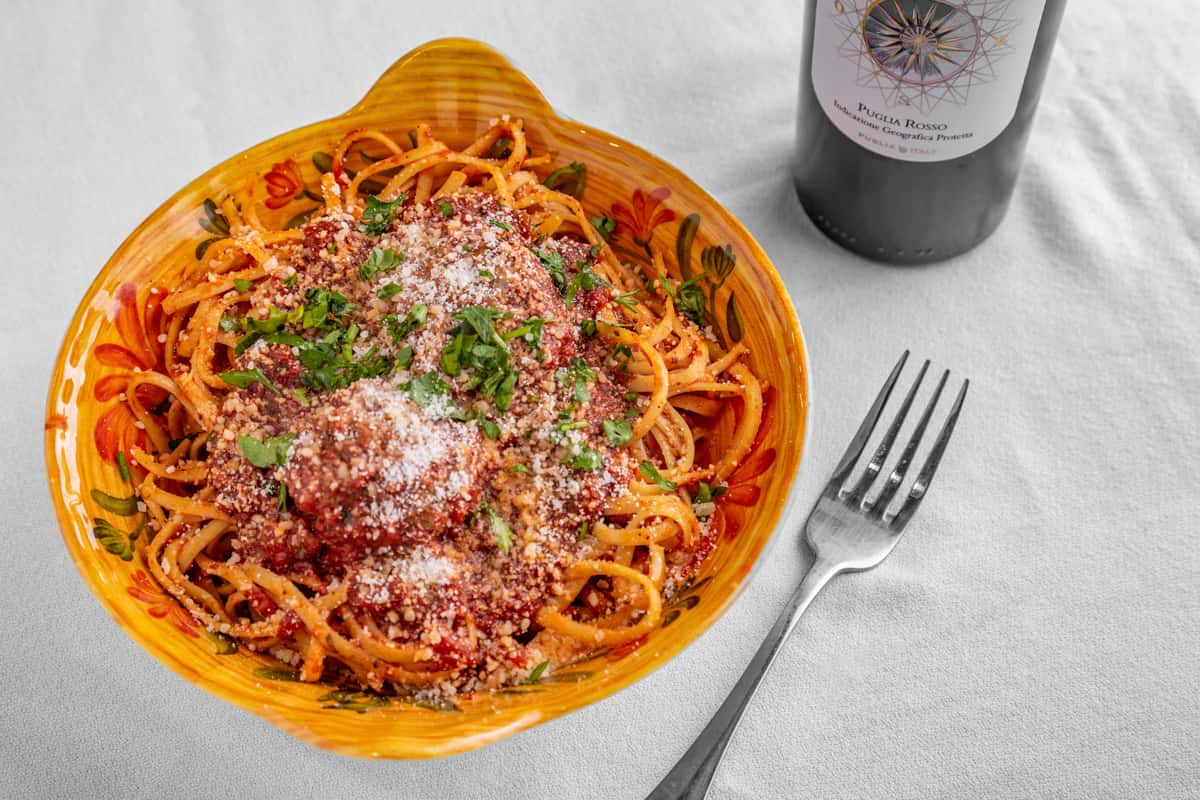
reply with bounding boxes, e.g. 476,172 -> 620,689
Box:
645,351 -> 968,800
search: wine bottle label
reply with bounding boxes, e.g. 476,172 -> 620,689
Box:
810,0 -> 1048,162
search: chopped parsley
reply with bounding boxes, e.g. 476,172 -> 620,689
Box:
639,461 -> 677,491
543,162 -> 586,196
277,482 -> 289,511
589,215 -> 616,240
694,481 -> 727,504
233,278 -> 252,293
441,306 -> 518,412
612,290 -> 640,310
360,194 -> 407,235
557,358 -> 595,405
219,314 -> 240,333
217,368 -> 283,397
578,521 -> 589,540
532,247 -> 567,293
376,282 -> 403,301
570,446 -> 604,471
489,219 -> 513,232
237,433 -> 295,469
282,273 -> 299,288
501,317 -> 547,358
479,501 -> 513,552
475,411 -> 500,440
436,199 -> 455,217
602,418 -> 633,447
660,276 -> 708,326
579,319 -> 597,337
383,303 -> 428,344
505,464 -> 532,474
400,371 -> 450,408
477,268 -> 495,280
358,246 -> 404,281
564,264 -> 609,304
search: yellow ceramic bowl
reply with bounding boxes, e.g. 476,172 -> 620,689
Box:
44,38 -> 809,758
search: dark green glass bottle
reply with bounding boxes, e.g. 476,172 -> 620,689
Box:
793,0 -> 1067,264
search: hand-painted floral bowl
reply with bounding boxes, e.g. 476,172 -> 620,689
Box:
44,38 -> 809,758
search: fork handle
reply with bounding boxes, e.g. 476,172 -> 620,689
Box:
644,557 -> 841,800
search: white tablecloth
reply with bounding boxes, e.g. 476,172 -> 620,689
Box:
3,2 -> 1197,798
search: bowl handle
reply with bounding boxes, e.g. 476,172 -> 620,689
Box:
348,38 -> 556,120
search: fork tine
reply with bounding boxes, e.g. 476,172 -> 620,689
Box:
844,359 -> 930,507
825,351 -> 910,498
890,377 -> 968,530
868,367 -> 948,517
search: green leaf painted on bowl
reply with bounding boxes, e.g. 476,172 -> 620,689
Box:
725,292 -> 744,343
90,488 -> 138,516
312,151 -> 334,174
701,243 -> 736,280
318,689 -> 389,713
200,198 -> 230,236
285,207 -> 320,230
92,518 -> 134,561
411,696 -> 463,712
676,213 -> 700,281
195,236 -> 224,261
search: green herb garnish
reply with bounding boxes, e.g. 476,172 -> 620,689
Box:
359,246 -> 403,281
479,501 -> 513,552
233,278 -> 252,293
694,481 -> 727,504
639,461 -> 677,491
660,276 -> 708,326
237,433 -> 295,469
377,282 -> 403,301
528,660 -> 549,684
436,199 -> 455,217
400,372 -> 449,408
602,418 -> 633,447
589,215 -> 616,239
570,446 -> 604,471
360,194 -> 407,235
218,368 -> 283,397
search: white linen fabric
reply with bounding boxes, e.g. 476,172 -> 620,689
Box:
2,2 -> 1196,798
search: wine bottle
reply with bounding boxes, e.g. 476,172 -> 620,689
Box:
792,0 -> 1067,264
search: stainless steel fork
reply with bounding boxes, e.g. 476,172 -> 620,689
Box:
645,351 -> 968,800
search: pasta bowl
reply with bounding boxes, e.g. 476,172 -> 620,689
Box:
43,38 -> 809,758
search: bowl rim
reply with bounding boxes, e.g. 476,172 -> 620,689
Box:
43,36 -> 811,758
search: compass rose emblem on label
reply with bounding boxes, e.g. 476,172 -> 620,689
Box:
862,0 -> 981,85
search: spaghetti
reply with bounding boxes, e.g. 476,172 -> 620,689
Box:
116,117 -> 764,696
